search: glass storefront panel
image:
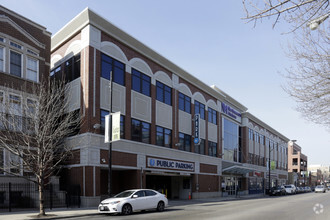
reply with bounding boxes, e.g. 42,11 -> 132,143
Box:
223,118 -> 239,162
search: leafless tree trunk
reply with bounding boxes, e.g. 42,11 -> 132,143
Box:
0,79 -> 81,216
242,0 -> 329,129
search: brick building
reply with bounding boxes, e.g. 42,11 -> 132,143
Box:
0,5 -> 51,181
50,8 -> 291,207
288,141 -> 308,186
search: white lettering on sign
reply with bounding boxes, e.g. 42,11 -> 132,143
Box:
147,157 -> 195,172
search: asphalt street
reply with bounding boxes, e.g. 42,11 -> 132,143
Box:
78,192 -> 330,220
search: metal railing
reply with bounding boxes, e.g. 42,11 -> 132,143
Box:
0,182 -> 80,212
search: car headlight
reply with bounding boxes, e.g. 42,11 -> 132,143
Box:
110,201 -> 120,205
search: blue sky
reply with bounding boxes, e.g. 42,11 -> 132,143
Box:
2,0 -> 328,165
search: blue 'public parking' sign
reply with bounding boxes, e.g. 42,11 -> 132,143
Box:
194,114 -> 200,144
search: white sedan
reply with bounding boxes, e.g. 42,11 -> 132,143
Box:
315,185 -> 326,193
98,189 -> 168,215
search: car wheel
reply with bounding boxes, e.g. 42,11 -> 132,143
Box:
122,204 -> 132,215
157,201 -> 165,212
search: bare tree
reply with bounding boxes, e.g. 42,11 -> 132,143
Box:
0,80 -> 81,216
242,0 -> 330,129
242,0 -> 329,31
284,26 -> 329,127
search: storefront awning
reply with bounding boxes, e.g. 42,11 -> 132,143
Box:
222,165 -> 256,175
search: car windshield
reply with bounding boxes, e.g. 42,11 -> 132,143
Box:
316,185 -> 323,188
284,186 -> 291,188
114,190 -> 135,198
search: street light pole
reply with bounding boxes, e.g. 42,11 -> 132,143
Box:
268,144 -> 271,193
108,71 -> 113,197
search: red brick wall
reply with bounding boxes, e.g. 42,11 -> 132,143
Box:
100,150 -> 137,167
193,174 -> 219,192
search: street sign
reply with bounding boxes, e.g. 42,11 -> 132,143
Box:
194,114 -> 200,144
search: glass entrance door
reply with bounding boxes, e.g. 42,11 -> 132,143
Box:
225,177 -> 237,196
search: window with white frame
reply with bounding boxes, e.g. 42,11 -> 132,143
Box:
0,47 -> 4,72
9,152 -> 21,175
26,57 -> 38,82
10,50 -> 22,77
25,99 -> 37,133
9,94 -> 22,131
10,41 -> 22,50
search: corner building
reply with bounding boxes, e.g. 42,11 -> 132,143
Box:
51,8 -> 288,206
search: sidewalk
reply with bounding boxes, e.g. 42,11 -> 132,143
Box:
0,194 -> 267,220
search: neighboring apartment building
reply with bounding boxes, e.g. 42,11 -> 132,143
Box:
288,141 -> 308,186
0,5 -> 51,181
50,8 -> 290,207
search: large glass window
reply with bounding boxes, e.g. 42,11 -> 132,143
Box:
156,81 -> 172,105
208,107 -> 217,124
132,69 -> 150,96
64,54 -> 80,82
156,126 -> 172,148
179,132 -> 191,152
10,51 -> 22,77
26,57 -> 38,82
223,117 -> 239,162
0,47 -> 4,72
178,93 -> 191,113
131,119 -> 150,144
50,66 -> 61,79
101,53 -> 125,86
249,129 -> 254,140
194,139 -> 205,155
194,101 -> 205,119
208,141 -> 217,157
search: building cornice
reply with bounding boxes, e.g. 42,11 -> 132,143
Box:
0,5 -> 51,36
0,15 -> 45,49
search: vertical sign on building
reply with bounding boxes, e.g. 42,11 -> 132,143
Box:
104,112 -> 121,143
194,114 -> 200,144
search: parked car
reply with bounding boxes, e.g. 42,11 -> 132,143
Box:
98,189 -> 168,215
315,185 -> 326,193
270,186 -> 286,196
284,184 -> 296,194
297,187 -> 305,193
304,186 -> 311,192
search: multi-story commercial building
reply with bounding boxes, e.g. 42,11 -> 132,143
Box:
241,113 -> 289,193
50,8 -> 291,207
0,5 -> 51,181
288,141 -> 308,186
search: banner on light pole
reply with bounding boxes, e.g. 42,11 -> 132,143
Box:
104,111 -> 121,143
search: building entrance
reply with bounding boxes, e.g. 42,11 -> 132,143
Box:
146,174 -> 190,199
223,176 -> 241,196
